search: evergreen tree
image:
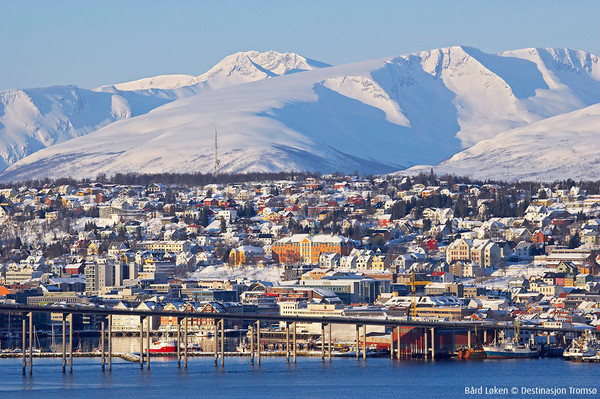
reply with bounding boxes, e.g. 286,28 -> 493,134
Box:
198,207 -> 209,227
422,218 -> 432,232
568,234 -> 581,249
454,197 -> 468,218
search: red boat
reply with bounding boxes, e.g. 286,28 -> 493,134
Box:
148,339 -> 177,353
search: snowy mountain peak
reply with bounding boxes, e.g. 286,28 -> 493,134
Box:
195,50 -> 329,88
503,47 -> 600,74
106,50 -> 330,92
232,50 -> 329,75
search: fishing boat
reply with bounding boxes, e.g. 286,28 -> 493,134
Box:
457,326 -> 487,359
563,331 -> 599,361
483,326 -> 538,359
148,339 -> 177,353
236,342 -> 249,353
483,341 -> 539,359
457,346 -> 487,359
540,344 -> 565,358
189,342 -> 202,351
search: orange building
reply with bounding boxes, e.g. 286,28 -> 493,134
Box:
272,234 -> 353,264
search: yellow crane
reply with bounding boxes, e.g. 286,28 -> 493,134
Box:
405,270 -> 430,320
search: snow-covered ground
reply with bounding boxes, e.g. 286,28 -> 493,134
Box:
463,262 -> 552,289
73,217 -> 99,232
0,218 -> 71,246
189,265 -> 283,283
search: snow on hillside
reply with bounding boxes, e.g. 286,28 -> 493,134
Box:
189,265 -> 283,283
109,74 -> 199,92
0,86 -> 170,171
463,263 -> 551,290
2,46 -> 600,181
0,51 -> 326,173
404,103 -> 600,181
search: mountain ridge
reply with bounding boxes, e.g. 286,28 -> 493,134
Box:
402,102 -> 600,182
1,46 -> 599,182
0,50 -> 328,172
99,50 -> 329,93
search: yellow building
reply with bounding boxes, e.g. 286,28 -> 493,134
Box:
228,246 -> 265,266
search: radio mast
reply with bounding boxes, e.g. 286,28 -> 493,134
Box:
214,128 -> 220,180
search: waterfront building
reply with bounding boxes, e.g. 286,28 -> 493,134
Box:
297,275 -> 390,304
111,301 -> 162,332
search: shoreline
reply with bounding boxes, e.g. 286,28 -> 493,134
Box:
0,350 -> 367,361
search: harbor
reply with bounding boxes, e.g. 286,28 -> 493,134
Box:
1,321 -> 597,363
2,356 -> 599,399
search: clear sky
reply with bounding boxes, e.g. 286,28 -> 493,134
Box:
1,0 -> 599,91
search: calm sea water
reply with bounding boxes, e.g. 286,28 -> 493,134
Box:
1,356 -> 600,399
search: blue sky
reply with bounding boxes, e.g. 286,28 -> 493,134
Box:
1,0 -> 599,90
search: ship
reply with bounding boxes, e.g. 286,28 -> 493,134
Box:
563,331 -> 599,361
483,327 -> 538,359
457,346 -> 487,359
457,325 -> 487,359
539,344 -> 565,358
148,339 -> 177,353
483,341 -> 539,359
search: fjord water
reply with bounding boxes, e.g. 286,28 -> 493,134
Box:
2,357 -> 599,399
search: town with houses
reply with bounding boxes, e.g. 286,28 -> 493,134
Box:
2,173 -> 600,359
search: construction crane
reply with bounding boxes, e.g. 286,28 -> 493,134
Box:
410,270 -> 417,320
406,270 -> 430,320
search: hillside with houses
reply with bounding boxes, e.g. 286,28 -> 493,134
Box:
2,173 -> 600,338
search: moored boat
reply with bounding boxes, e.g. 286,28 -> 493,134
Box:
483,326 -> 538,359
540,344 -> 565,358
148,339 -> 177,353
457,346 -> 487,359
563,331 -> 599,361
483,342 -> 539,359
465,347 -> 487,359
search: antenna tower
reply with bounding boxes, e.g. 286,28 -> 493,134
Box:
214,128 -> 220,180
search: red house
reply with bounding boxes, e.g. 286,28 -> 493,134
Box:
377,215 -> 392,227
65,262 -> 85,275
532,230 -> 551,244
423,238 -> 438,251
203,198 -> 219,207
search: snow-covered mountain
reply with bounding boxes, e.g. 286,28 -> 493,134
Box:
404,103 -> 600,182
98,50 -> 330,97
0,86 -> 171,171
2,46 -> 600,181
0,50 -> 327,172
